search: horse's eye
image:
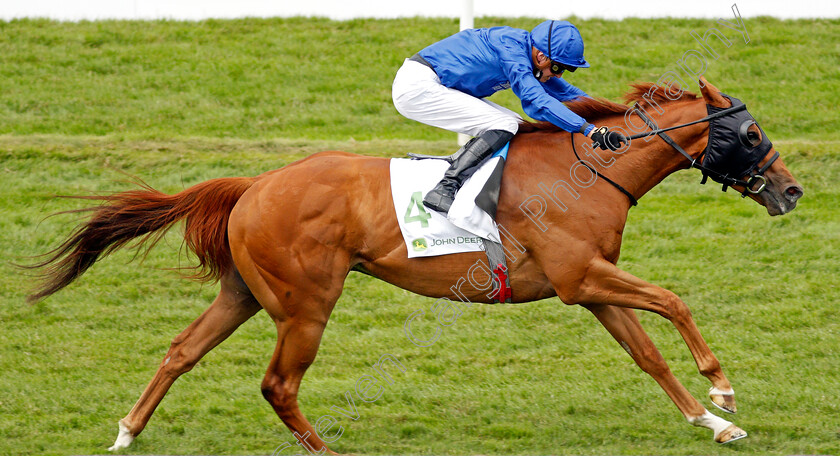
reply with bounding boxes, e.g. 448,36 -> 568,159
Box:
739,121 -> 762,148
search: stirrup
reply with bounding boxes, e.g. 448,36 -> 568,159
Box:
407,152 -> 456,163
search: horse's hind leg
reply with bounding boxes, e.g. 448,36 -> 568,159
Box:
582,304 -> 746,443
262,316 -> 335,455
232,249 -> 347,454
109,270 -> 261,451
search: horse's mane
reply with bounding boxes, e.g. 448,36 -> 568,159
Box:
517,82 -> 699,134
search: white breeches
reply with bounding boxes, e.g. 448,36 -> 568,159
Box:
392,59 -> 522,137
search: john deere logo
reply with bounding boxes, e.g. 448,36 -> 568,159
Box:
411,238 -> 428,252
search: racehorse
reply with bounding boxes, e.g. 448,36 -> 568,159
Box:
26,78 -> 803,452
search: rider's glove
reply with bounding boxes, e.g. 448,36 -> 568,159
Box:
590,126 -> 628,151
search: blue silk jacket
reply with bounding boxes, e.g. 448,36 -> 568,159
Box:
417,26 -> 594,135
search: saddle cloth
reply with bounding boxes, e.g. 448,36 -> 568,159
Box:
390,144 -> 508,258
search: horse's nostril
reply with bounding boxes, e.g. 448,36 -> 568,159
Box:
785,186 -> 804,201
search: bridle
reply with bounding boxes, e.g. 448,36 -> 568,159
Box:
571,95 -> 780,207
631,98 -> 779,196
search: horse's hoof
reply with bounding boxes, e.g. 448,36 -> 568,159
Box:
709,386 -> 737,414
107,420 -> 135,451
715,424 -> 747,443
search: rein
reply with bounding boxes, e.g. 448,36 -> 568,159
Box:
569,101 -> 780,207
631,105 -> 778,197
570,135 -> 639,206
625,104 -> 747,142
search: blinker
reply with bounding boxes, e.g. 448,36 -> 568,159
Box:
627,91 -> 781,199
701,94 -> 774,183
738,120 -> 761,148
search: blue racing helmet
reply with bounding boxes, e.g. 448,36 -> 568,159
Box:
531,20 -> 589,69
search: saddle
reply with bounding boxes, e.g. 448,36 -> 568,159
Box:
404,146 -> 512,303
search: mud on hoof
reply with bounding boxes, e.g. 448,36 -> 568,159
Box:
715,424 -> 747,443
709,386 -> 737,414
108,420 -> 135,451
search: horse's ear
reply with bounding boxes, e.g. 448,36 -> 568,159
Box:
699,76 -> 730,108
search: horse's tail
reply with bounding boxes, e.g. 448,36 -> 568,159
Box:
25,176 -> 256,303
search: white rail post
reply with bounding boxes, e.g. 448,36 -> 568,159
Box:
460,0 -> 474,29
457,0 -> 474,146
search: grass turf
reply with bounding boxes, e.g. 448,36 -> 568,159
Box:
0,16 -> 838,141
0,15 -> 838,456
1,137 -> 837,455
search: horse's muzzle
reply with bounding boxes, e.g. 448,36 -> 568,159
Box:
762,183 -> 804,216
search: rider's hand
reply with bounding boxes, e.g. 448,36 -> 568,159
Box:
590,126 -> 628,151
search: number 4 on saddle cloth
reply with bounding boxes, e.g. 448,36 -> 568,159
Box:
389,144 -> 513,303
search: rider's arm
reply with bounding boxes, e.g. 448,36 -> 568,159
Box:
543,78 -> 594,135
496,38 -> 593,135
543,77 -> 589,101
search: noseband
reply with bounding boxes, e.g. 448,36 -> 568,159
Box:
630,94 -> 780,197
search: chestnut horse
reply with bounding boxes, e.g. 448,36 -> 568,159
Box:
28,78 -> 803,452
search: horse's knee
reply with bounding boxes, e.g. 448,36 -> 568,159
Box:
260,375 -> 279,401
659,291 -> 692,321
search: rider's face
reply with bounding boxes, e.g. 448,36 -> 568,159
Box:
532,48 -> 564,83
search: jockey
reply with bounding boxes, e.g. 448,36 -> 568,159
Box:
392,20 -> 627,214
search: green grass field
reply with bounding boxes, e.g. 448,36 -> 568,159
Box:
0,16 -> 838,456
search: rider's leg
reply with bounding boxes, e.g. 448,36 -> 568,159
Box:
392,59 -> 520,214
422,129 -> 514,213
392,59 -> 521,138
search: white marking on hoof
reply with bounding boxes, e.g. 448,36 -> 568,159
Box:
709,386 -> 734,396
688,409 -> 743,442
709,386 -> 737,414
715,423 -> 748,443
108,421 -> 135,451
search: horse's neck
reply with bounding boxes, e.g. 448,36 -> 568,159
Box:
606,100 -> 710,199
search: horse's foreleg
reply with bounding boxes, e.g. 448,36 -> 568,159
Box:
109,273 -> 261,451
572,259 -> 744,441
577,259 -> 734,405
582,303 -> 745,443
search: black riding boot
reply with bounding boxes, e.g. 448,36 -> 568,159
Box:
422,129 -> 514,214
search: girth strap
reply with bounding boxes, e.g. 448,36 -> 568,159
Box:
482,239 -> 512,303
